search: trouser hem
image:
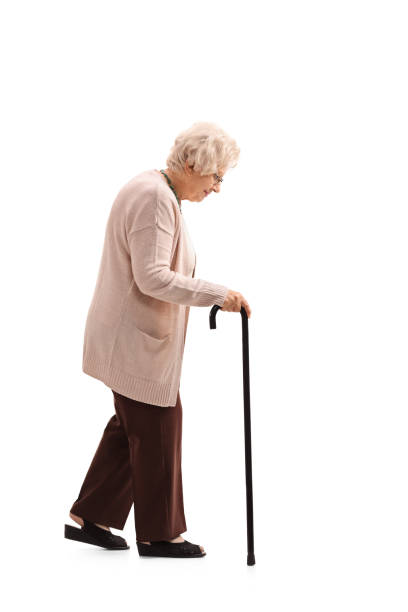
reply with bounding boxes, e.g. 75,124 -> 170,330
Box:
69,506 -> 126,531
136,525 -> 187,542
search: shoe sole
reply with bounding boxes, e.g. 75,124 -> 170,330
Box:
64,524 -> 130,550
137,542 -> 206,558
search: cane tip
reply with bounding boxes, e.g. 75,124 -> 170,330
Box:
247,552 -> 256,565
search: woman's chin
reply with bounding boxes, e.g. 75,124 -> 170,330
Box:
190,192 -> 208,202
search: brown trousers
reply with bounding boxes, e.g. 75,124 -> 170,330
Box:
69,389 -> 187,542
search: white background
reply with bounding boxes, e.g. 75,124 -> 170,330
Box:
1,1 -> 407,610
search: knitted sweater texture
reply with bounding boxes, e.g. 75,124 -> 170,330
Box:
82,169 -> 229,406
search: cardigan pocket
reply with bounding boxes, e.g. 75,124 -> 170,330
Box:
135,326 -> 171,343
112,323 -> 175,382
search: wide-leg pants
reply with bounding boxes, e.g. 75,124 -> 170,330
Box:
69,389 -> 187,542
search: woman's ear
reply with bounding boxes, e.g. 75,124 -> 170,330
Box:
184,159 -> 194,175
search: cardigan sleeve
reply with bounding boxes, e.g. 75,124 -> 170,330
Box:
128,193 -> 229,308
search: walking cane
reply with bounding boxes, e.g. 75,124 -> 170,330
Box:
209,305 -> 255,566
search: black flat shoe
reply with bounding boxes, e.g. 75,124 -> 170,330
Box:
137,539 -> 206,558
64,518 -> 130,550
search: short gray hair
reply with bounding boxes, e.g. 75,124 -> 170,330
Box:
166,121 -> 240,175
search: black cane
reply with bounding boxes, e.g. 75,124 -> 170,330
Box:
209,304 -> 255,566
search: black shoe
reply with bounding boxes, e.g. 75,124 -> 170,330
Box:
64,518 -> 130,550
137,539 -> 206,558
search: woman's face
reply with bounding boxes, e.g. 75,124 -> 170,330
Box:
185,165 -> 226,202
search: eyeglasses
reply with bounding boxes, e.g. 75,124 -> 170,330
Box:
213,173 -> 224,185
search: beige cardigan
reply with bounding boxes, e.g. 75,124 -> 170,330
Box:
82,169 -> 229,407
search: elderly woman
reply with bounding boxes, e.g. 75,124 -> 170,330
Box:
65,121 -> 251,559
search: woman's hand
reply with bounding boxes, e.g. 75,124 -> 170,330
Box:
220,290 -> 251,318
